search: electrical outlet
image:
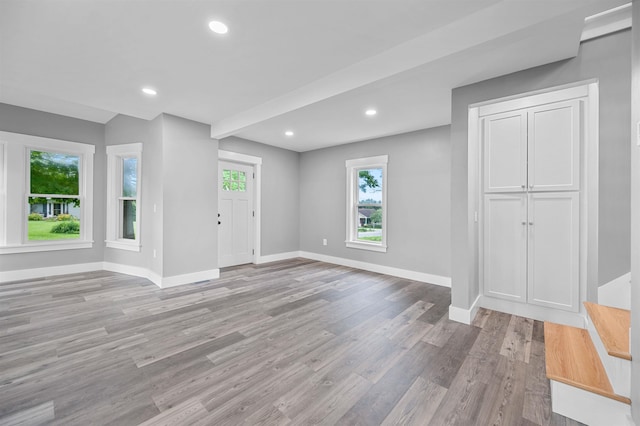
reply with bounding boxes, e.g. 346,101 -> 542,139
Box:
322,238 -> 327,246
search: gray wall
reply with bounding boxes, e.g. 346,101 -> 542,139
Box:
629,1 -> 640,420
0,103 -> 106,272
299,126 -> 451,279
161,114 -> 218,277
104,114 -> 151,269
219,136 -> 300,257
450,30 -> 632,309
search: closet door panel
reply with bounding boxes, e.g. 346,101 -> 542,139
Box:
528,100 -> 580,191
483,194 -> 527,302
527,192 -> 579,311
483,110 -> 527,193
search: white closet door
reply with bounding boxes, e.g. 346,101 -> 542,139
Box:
483,194 -> 527,302
527,100 -> 580,192
527,192 -> 579,312
483,110 -> 527,193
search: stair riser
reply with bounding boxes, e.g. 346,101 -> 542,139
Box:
550,381 -> 632,426
587,316 -> 631,397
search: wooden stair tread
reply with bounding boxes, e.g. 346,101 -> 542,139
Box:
584,302 -> 631,361
544,322 -> 631,404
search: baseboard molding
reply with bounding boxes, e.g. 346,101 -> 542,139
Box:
256,251 -> 300,264
598,272 -> 631,310
478,295 -> 586,328
449,295 -> 480,325
3,261 -> 219,289
550,380 -> 632,426
298,251 -> 451,287
0,262 -> 103,283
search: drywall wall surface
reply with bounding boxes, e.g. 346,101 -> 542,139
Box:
104,114 -> 150,269
629,1 -> 640,420
161,114 -> 218,277
299,126 -> 451,278
145,115 -> 164,277
219,136 -> 300,256
0,103 -> 106,272
450,29 -> 631,309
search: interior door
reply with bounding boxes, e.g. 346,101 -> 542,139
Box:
483,194 -> 527,302
483,110 -> 528,193
218,161 -> 254,268
527,192 -> 579,311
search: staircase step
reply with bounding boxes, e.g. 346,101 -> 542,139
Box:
544,322 -> 631,404
584,302 -> 631,360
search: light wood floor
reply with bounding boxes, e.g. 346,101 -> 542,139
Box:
0,258 -> 583,425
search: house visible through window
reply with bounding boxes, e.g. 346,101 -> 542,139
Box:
106,143 -> 142,251
0,131 -> 95,254
346,155 -> 388,252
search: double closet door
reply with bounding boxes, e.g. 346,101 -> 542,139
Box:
482,99 -> 581,312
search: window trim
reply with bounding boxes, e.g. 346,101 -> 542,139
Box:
345,155 -> 388,253
0,131 -> 95,254
105,143 -> 142,252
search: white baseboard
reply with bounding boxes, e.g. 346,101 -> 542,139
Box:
598,272 -> 631,310
158,269 -> 220,288
298,251 -> 451,287
256,251 -> 300,264
449,295 -> 480,325
3,261 -> 219,289
0,262 -> 103,283
478,295 -> 586,328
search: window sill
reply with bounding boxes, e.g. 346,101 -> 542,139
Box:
0,240 -> 94,254
345,241 -> 387,253
105,240 -> 141,252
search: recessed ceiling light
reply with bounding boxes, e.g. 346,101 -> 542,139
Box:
365,109 -> 377,116
285,130 -> 294,137
209,21 -> 229,34
142,87 -> 157,96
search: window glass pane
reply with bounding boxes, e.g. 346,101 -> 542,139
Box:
231,170 -> 239,180
358,168 -> 382,204
223,169 -> 231,180
122,157 -> 138,197
122,200 -> 136,240
239,182 -> 246,192
239,171 -> 246,182
27,196 -> 80,240
231,181 -> 239,191
357,206 -> 382,241
222,181 -> 231,191
30,150 -> 79,195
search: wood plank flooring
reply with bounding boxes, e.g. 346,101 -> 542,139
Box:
0,258 -> 583,425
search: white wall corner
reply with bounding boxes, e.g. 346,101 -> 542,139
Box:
157,269 -> 220,288
598,272 -> 631,310
449,295 -> 481,325
298,250 -> 451,287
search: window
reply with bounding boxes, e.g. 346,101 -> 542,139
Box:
346,155 -> 388,252
0,131 -> 95,254
106,143 -> 142,251
222,168 -> 247,192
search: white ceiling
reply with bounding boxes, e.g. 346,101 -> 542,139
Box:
0,0 -> 629,152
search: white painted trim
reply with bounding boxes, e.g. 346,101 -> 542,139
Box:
157,269 -> 220,288
218,150 -> 262,265
218,149 -> 263,165
345,241 -> 387,253
105,240 -> 141,252
448,295 -> 480,325
102,261 -> 151,280
298,250 -> 451,287
0,262 -> 103,283
598,272 -> 631,310
345,155 -> 388,168
478,295 -> 586,328
581,3 -> 631,42
256,251 -> 300,264
550,380 -> 632,426
0,241 -> 93,254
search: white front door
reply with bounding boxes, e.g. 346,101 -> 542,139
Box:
218,161 -> 254,268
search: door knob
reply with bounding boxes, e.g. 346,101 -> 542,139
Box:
529,222 -> 534,226
218,221 -> 221,225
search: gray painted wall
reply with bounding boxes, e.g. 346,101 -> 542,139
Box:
299,126 -> 451,278
219,136 -> 300,257
0,103 -> 106,272
629,2 -> 640,420
161,114 -> 218,277
450,30 -> 632,309
104,114 -> 151,269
